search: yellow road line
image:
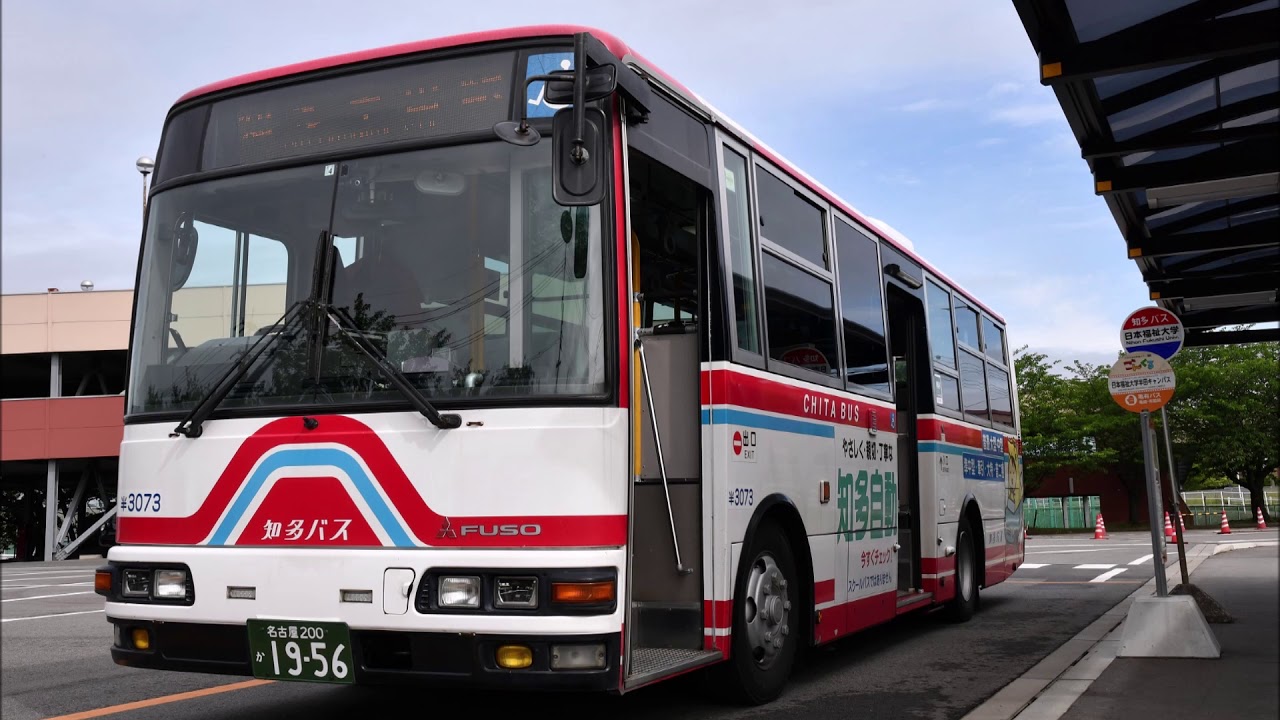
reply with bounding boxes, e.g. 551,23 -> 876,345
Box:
45,679 -> 274,720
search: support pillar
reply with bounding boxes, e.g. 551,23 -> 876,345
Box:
44,460 -> 58,561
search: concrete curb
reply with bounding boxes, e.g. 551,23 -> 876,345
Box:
959,541 -> 1265,720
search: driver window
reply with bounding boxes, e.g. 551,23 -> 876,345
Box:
169,222 -> 289,350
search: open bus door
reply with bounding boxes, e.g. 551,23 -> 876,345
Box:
622,143 -> 721,687
887,285 -> 926,600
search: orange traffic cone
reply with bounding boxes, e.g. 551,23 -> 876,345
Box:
1163,512 -> 1174,540
1217,510 -> 1231,535
1256,507 -> 1267,530
1094,513 -> 1108,540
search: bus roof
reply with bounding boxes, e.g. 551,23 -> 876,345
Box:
174,24 -> 1003,324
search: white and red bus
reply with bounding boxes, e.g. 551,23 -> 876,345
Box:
98,25 -> 1024,704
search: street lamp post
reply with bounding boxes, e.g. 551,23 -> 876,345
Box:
136,156 -> 154,225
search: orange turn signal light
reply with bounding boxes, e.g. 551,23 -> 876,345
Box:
95,570 -> 112,595
551,580 -> 615,604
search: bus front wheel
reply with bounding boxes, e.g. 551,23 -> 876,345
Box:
717,521 -> 799,705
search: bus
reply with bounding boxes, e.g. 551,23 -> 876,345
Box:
97,24 -> 1025,704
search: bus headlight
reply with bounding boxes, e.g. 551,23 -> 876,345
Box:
153,569 -> 188,599
439,576 -> 481,608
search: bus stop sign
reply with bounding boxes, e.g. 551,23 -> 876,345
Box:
1120,306 -> 1183,360
1107,351 -> 1176,413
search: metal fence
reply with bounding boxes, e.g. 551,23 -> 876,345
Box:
1023,496 -> 1103,530
1181,487 -> 1279,527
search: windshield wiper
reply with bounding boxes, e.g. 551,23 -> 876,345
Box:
324,303 -> 462,429
170,299 -> 309,438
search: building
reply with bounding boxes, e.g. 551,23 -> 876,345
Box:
1,287 -> 130,561
1,282 -> 291,561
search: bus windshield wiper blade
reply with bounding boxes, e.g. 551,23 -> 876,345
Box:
170,300 -> 308,439
324,304 -> 462,430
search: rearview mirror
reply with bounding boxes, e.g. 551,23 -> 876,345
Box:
544,65 -> 617,104
552,106 -> 606,206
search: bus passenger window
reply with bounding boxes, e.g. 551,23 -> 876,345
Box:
926,281 -> 956,368
987,364 -> 1013,427
761,253 -> 838,378
959,350 -> 989,424
955,302 -> 980,350
983,317 -> 1006,364
834,219 -> 888,394
934,371 -> 960,411
723,148 -> 760,354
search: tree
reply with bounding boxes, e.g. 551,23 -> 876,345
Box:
1014,335 -> 1280,526
1167,337 -> 1280,522
1013,347 -> 1146,519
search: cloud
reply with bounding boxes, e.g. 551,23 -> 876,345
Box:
988,102 -> 1064,127
0,1 -> 1042,294
901,98 -> 942,112
977,137 -> 1006,147
986,81 -> 1023,97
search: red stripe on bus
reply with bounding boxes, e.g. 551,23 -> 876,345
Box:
813,590 -> 897,644
814,578 -> 836,605
700,368 -> 890,430
703,599 -> 732,629
118,415 -> 626,548
917,418 -> 986,448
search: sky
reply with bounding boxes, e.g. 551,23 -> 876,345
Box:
0,0 -> 1153,369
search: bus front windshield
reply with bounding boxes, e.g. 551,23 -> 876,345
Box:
128,140 -> 607,416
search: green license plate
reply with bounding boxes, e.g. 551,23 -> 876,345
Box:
247,619 -> 355,684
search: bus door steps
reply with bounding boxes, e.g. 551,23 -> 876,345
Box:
627,647 -> 720,684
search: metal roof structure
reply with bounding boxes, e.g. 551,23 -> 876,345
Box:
1014,0 -> 1279,347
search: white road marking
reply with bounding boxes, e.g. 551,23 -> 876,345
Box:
0,568 -> 91,579
1090,568 -> 1128,583
1024,543 -> 1155,549
0,579 -> 91,586
1,609 -> 104,623
1019,563 -> 1050,569
0,591 -> 95,603
1129,554 -> 1154,565
0,568 -> 99,577
1073,564 -> 1116,570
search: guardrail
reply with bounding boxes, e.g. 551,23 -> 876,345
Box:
1180,488 -> 1279,526
1023,495 -> 1103,530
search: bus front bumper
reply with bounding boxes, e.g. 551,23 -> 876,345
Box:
108,618 -> 620,691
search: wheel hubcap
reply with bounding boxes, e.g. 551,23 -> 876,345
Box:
744,554 -> 790,669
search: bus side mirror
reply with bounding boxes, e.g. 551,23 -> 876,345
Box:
552,106 -> 606,206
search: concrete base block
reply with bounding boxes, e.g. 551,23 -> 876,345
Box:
1118,595 -> 1221,658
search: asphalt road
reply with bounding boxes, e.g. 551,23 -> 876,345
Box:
4,528 -> 1276,720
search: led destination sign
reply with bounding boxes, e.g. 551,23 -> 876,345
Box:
201,51 -> 514,170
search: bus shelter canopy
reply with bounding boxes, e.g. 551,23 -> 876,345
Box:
1014,0 -> 1279,347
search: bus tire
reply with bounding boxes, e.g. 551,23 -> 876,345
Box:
945,515 -> 979,622
716,520 -> 799,705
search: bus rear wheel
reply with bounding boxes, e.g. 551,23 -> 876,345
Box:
945,516 -> 979,622
716,521 -> 799,705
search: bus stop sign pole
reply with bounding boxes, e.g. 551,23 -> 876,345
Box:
1120,306 -> 1188,587
1107,349 -> 1176,597
1140,409 -> 1168,597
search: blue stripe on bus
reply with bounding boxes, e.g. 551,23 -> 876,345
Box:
701,408 -> 836,438
209,447 -> 414,546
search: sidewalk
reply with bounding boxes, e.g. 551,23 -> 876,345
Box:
1058,543 -> 1279,719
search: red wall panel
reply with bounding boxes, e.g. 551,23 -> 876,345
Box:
1,396 -> 124,461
